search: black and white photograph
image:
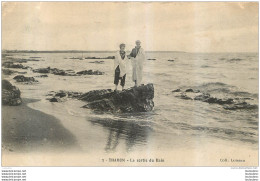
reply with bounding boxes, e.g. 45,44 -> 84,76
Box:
1,2 -> 258,167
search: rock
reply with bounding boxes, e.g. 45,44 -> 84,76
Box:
147,58 -> 156,60
168,59 -> 175,62
55,92 -> 67,98
50,68 -> 77,76
46,84 -> 154,113
173,88 -> 255,111
33,67 -> 51,73
85,56 -> 115,59
80,89 -> 113,102
185,89 -> 194,92
194,93 -> 233,105
194,93 -> 211,102
81,84 -> 154,113
33,67 -> 104,76
172,89 -> 181,92
224,102 -> 258,110
49,97 -> 59,102
2,62 -> 28,69
106,56 -> 115,59
2,69 -> 27,75
229,58 -> 243,61
46,91 -> 83,102
13,75 -> 38,83
76,70 -> 104,75
2,80 -> 22,106
176,93 -> 193,100
89,60 -> 105,64
35,74 -> 48,78
2,69 -> 17,75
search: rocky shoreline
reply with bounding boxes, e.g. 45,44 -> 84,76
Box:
2,80 -> 22,106
172,88 -> 258,111
46,83 -> 155,113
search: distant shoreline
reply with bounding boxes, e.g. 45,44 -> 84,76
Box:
2,50 -> 186,53
2,50 -> 257,54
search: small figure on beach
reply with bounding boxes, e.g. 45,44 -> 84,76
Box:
128,40 -> 145,86
114,43 -> 128,91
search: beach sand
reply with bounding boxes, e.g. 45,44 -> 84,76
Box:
2,99 -> 258,166
2,98 -> 79,154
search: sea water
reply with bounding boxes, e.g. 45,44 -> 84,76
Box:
3,52 -> 258,156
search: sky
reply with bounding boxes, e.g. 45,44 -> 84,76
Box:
2,2 -> 258,52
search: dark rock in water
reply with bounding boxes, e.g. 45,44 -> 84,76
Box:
173,88 -> 256,111
85,56 -> 115,59
2,69 -> 27,75
193,93 -> 233,105
81,84 -> 154,113
76,70 -> 104,75
46,91 -> 83,102
176,93 -> 193,100
49,97 -> 59,102
194,93 -> 211,102
224,102 -> 258,110
55,92 -> 67,98
13,75 -> 38,83
35,74 -> 48,78
69,57 -> 80,59
46,84 -> 154,113
106,56 -> 115,59
33,67 -> 103,76
2,62 -> 29,69
185,89 -> 194,92
2,80 -> 22,106
51,68 -> 75,76
33,67 -> 51,73
229,58 -> 243,61
168,59 -> 175,62
172,89 -> 181,92
80,89 -> 113,102
89,60 -> 105,64
2,69 -> 17,75
185,89 -> 200,93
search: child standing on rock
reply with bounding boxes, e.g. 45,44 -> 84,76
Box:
114,43 -> 128,91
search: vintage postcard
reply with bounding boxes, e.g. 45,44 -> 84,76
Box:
1,2 -> 258,166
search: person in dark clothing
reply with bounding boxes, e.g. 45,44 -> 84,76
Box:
114,43 -> 128,91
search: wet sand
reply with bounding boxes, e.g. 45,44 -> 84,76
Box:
2,99 -> 258,166
2,98 -> 78,154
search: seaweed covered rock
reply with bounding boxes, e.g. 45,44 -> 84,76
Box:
81,84 -> 154,113
33,67 -> 51,73
172,88 -> 257,111
46,90 -> 83,102
13,75 -> 38,83
33,67 -> 104,76
2,80 -> 22,106
2,69 -> 17,75
2,62 -> 29,69
76,70 -> 104,75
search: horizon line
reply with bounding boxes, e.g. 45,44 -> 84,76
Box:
2,50 -> 258,54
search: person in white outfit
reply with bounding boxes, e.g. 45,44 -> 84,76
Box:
128,40 -> 145,87
114,43 -> 128,91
